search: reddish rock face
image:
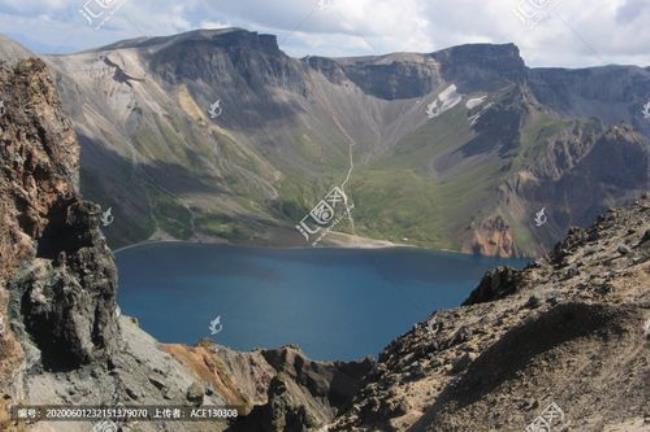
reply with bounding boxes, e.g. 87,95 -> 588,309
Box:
0,59 -> 79,277
0,59 -> 118,372
462,215 -> 516,257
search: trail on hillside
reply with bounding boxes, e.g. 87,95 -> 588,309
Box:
319,95 -> 358,235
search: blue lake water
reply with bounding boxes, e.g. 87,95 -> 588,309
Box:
116,243 -> 527,361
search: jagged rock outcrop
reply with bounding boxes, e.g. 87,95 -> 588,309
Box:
510,122 -> 650,252
433,43 -> 527,91
327,196 -> 650,431
0,58 -> 118,371
462,265 -> 522,305
230,346 -> 373,432
241,373 -> 320,432
163,343 -> 374,432
461,216 -> 516,257
12,200 -> 120,370
0,59 -> 79,276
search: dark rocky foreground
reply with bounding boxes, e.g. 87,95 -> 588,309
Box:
329,198 -> 650,431
0,58 -> 649,432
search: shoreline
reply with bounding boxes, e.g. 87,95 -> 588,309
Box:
112,236 -> 531,261
112,230 -> 412,255
111,238 -> 412,255
113,239 -> 187,254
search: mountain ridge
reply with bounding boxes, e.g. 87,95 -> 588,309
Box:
2,29 -> 648,256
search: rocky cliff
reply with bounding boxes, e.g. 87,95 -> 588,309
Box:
0,56 -> 117,393
325,196 -> 650,431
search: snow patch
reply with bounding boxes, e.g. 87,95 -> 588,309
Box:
468,102 -> 494,127
466,96 -> 487,110
426,84 -> 462,119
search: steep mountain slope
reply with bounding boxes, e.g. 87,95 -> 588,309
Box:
322,196 -> 649,431
5,29 -> 647,256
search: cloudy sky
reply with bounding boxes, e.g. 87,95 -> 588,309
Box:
0,0 -> 649,68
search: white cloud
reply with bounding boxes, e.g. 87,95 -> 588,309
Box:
0,0 -> 648,67
0,0 -> 69,13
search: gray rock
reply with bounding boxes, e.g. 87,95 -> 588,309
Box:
148,376 -> 167,391
564,266 -> 579,279
618,244 -> 633,255
451,353 -> 475,373
12,201 -> 120,371
640,229 -> 650,245
186,382 -> 204,406
125,387 -> 139,400
463,267 -> 522,305
597,284 -> 615,295
525,296 -> 541,309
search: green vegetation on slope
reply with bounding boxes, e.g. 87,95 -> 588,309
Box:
148,187 -> 193,240
344,105 -> 502,249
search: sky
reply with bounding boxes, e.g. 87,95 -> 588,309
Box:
0,0 -> 649,68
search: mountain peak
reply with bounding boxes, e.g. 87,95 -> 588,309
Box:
93,27 -> 279,54
435,42 -> 522,58
432,42 -> 527,90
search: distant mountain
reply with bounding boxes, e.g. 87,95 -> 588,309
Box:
3,29 -> 648,256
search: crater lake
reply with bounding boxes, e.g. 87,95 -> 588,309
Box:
116,243 -> 527,361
